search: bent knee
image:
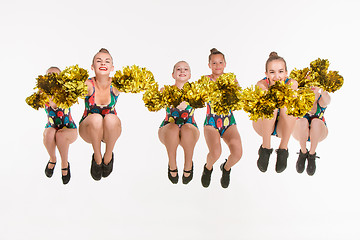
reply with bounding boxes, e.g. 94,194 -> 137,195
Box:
209,147 -> 222,160
104,114 -> 121,126
181,124 -> 199,137
296,118 -> 309,129
82,114 -> 104,127
229,143 -> 243,161
310,118 -> 326,128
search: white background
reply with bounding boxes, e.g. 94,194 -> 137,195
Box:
1,0 -> 359,239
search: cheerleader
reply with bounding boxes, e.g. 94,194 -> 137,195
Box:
201,48 -> 243,188
79,48 -> 121,181
292,87 -> 330,175
252,52 -> 298,173
43,67 -> 78,185
158,61 -> 200,184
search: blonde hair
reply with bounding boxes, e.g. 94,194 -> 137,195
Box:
208,48 -> 226,62
92,48 -> 113,64
265,51 -> 287,72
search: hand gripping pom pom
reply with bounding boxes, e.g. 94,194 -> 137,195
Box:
183,76 -> 212,109
162,85 -> 184,109
142,83 -> 165,112
207,73 -> 243,115
290,58 -> 343,93
53,65 -> 89,108
27,65 -> 89,110
25,91 -> 48,110
239,85 -> 277,121
286,88 -> 315,117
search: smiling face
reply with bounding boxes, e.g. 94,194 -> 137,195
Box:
265,59 -> 288,82
172,61 -> 191,82
208,54 -> 226,76
91,52 -> 114,75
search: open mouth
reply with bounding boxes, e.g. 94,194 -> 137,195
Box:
99,67 -> 108,71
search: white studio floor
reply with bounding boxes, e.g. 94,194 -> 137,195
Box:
1,0 -> 359,239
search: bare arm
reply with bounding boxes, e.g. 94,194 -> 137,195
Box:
319,89 -> 331,107
256,79 -> 268,91
289,79 -> 298,90
85,79 -> 94,96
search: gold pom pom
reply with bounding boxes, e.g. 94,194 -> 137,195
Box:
291,58 -> 343,93
162,85 -> 184,108
25,91 -> 48,110
29,65 -> 89,109
142,83 -> 164,112
183,76 -> 212,108
208,73 -> 243,115
240,85 -> 276,121
320,70 -> 344,93
266,80 -> 294,109
286,87 -> 315,117
240,81 -> 314,120
53,65 -> 89,108
112,65 -> 156,93
36,73 -> 60,96
289,67 -> 318,88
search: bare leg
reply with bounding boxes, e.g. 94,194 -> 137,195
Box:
222,125 -> 243,171
79,114 -> 104,164
55,128 -> 78,175
102,114 -> 122,164
309,119 -> 328,154
43,127 -> 57,167
252,109 -> 277,149
277,107 -> 297,149
204,126 -> 222,170
292,118 -> 310,153
179,124 -> 200,177
158,123 -> 180,177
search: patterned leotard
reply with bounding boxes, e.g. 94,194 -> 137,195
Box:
159,102 -> 197,128
203,75 -> 236,137
79,78 -> 119,123
301,95 -> 327,142
45,103 -> 76,130
302,95 -> 327,126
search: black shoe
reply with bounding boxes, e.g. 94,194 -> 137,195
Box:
102,152 -> 114,178
257,145 -> 273,172
307,153 -> 319,176
220,159 -> 231,188
201,164 -> 213,188
90,154 -> 102,181
61,162 -> 71,185
168,166 -> 179,184
45,160 -> 56,178
296,149 -> 308,173
275,148 -> 289,173
182,162 -> 194,185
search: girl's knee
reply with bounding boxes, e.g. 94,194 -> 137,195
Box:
82,114 -> 104,129
43,128 -> 56,140
104,114 -> 121,128
209,147 -> 222,160
310,118 -> 325,128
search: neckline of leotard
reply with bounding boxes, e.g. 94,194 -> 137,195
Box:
89,78 -> 115,106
